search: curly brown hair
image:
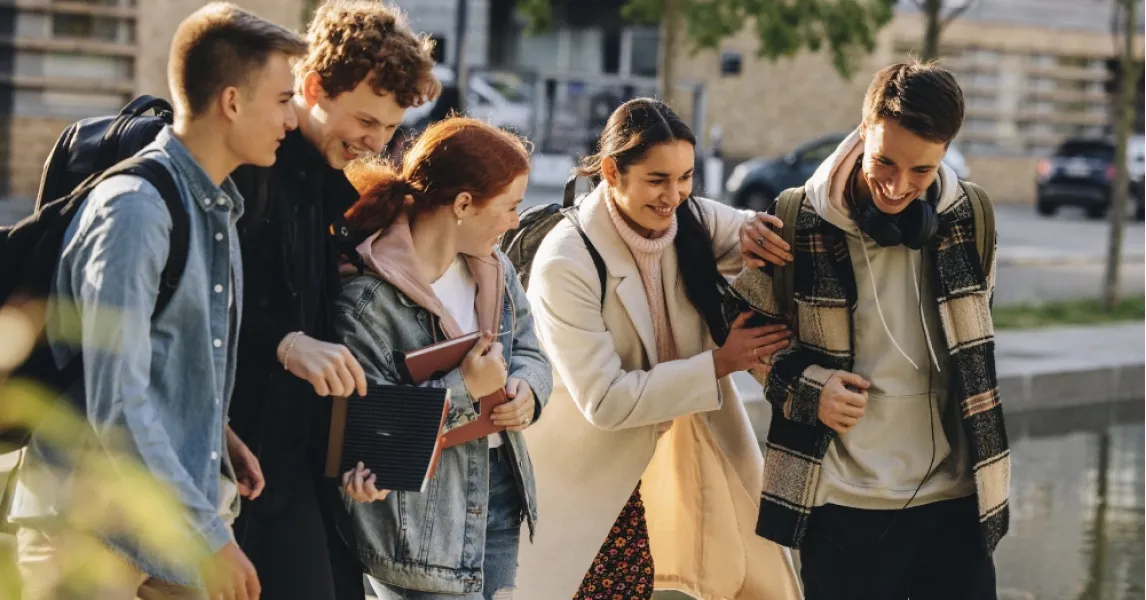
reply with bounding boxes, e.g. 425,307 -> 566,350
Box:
296,0 -> 440,108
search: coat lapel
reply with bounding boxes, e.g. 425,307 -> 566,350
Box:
661,243 -> 707,357
579,184 -> 659,363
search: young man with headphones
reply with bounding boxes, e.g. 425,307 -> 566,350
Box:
733,61 -> 1009,599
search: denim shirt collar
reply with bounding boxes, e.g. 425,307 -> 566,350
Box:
154,127 -> 245,218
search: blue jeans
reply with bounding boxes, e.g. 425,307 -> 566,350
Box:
368,447 -> 523,600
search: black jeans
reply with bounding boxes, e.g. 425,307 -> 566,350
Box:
234,452 -> 364,600
800,496 -> 997,600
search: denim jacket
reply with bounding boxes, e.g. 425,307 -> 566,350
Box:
333,251 -> 551,595
10,127 -> 244,585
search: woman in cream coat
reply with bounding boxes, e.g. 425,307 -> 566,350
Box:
517,98 -> 802,600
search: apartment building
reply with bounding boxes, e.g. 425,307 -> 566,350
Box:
0,0 -> 302,207
673,0 -> 1144,203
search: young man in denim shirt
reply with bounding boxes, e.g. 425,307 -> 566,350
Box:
9,4 -> 305,599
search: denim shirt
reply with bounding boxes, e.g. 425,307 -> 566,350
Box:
333,252 -> 552,595
10,127 -> 244,585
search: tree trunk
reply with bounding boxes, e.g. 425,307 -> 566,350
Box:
658,0 -> 682,108
1102,0 -> 1137,311
921,0 -> 942,61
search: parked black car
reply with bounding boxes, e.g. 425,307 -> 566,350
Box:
1036,138 -> 1144,220
723,132 -> 971,211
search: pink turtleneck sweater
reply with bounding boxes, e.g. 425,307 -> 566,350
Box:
605,191 -> 679,363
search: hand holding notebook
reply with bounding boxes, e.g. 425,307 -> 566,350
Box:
397,330 -> 511,448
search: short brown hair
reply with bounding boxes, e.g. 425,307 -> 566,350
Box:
296,0 -> 440,108
862,61 -> 965,144
168,2 -> 307,118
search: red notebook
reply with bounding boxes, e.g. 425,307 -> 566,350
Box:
398,332 -> 509,449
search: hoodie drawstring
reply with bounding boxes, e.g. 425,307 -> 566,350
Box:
857,235 -> 942,373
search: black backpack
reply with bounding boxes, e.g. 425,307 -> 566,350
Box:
0,95 -> 188,452
499,176 -> 606,303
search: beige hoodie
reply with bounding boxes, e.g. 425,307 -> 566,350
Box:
804,129 -> 974,509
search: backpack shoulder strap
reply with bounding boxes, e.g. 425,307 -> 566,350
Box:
771,187 -> 804,318
104,156 -> 188,318
960,181 -> 995,277
561,206 -> 607,306
51,156 -> 188,394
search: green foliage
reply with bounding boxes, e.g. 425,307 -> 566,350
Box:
516,0 -> 897,78
992,296 -> 1145,330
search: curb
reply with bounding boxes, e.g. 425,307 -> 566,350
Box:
997,255 -> 1146,267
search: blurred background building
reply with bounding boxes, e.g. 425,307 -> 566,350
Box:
0,0 -> 1142,209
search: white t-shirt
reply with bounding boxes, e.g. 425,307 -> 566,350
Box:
431,257 -> 502,448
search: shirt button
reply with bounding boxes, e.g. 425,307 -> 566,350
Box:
215,397 -> 220,405
216,197 -> 227,206
214,284 -> 223,294
214,232 -> 224,242
210,451 -> 219,460
213,339 -> 223,348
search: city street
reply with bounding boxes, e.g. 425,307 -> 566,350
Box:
3,185 -> 1142,307
524,186 -> 1146,306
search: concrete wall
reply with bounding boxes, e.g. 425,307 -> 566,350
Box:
136,0 -> 305,99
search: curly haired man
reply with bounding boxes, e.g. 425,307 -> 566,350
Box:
226,2 -> 439,598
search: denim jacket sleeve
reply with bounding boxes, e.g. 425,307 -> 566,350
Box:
69,181 -> 232,551
332,277 -> 479,419
502,258 -> 552,422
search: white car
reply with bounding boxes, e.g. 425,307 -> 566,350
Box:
403,65 -> 533,134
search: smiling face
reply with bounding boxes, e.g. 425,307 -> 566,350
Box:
298,71 -> 407,170
604,139 -> 695,237
455,173 -> 529,256
858,117 -> 947,215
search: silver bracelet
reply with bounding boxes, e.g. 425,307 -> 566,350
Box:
281,331 -> 304,371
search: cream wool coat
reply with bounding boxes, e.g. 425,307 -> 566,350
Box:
517,184 -> 801,600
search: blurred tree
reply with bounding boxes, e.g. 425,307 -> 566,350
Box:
911,0 -> 978,62
518,0 -> 896,108
1102,0 -> 1141,311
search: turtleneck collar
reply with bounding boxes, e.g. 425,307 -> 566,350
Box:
604,188 -> 678,256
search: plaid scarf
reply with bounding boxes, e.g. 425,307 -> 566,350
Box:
731,185 -> 1010,552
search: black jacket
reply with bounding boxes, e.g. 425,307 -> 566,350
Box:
228,130 -> 360,493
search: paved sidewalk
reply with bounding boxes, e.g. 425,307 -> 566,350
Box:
737,321 -> 1145,440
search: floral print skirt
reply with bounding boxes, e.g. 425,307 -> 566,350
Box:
573,483 -> 654,600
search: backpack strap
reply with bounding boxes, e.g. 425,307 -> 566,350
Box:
771,188 -> 804,319
561,206 -> 607,306
53,156 -> 188,393
960,181 -> 995,277
562,174 -> 578,208
73,155 -> 188,316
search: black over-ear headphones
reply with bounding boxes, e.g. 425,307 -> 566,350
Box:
845,157 -> 940,250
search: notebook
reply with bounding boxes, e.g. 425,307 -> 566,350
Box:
325,384 -> 450,493
395,332 -> 510,449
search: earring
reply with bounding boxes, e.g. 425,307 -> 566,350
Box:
456,218 -> 463,226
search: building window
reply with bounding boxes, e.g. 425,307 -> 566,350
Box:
52,14 -> 124,43
965,141 -> 996,154
966,95 -> 996,111
1029,53 -> 1056,69
602,29 -> 621,75
964,118 -> 995,133
630,29 -> 658,78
